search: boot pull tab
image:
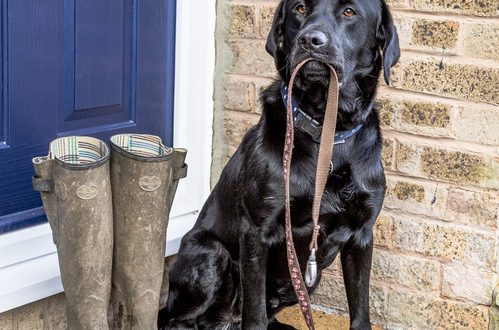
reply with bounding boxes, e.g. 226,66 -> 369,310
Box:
305,248 -> 317,288
32,176 -> 54,192
173,163 -> 188,181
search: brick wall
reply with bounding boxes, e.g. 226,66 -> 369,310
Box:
213,0 -> 499,328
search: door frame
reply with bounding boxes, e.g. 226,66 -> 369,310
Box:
0,0 -> 215,313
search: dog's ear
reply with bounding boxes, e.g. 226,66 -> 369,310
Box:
265,1 -> 286,59
377,2 -> 400,85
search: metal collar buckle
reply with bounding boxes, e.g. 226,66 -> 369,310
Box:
294,108 -> 322,143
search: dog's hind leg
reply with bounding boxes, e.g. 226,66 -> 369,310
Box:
158,231 -> 233,329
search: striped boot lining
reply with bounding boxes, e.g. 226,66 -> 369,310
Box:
50,137 -> 108,165
111,134 -> 172,157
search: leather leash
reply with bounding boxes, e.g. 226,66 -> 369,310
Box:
283,59 -> 339,329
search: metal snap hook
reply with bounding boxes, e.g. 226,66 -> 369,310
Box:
305,248 -> 317,287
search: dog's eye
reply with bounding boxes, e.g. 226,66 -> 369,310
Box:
295,4 -> 308,15
343,8 -> 356,17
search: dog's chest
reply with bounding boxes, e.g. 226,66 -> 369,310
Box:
288,165 -> 357,219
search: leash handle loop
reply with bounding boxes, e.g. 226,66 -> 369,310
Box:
283,59 -> 340,330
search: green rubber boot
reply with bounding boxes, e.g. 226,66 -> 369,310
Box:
32,136 -> 113,329
109,134 -> 187,329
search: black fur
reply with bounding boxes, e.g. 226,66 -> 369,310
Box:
159,0 -> 399,329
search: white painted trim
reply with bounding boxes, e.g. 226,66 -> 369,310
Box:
170,0 -> 214,217
0,212 -> 199,313
0,0 -> 215,313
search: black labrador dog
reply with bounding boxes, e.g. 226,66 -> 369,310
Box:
159,0 -> 399,329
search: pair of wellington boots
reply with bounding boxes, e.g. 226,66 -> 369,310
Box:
32,134 -> 187,329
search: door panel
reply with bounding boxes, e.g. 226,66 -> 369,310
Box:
1,0 -> 60,223
0,0 -> 176,233
62,0 -> 131,133
75,0 -> 125,110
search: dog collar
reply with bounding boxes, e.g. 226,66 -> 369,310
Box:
280,82 -> 363,144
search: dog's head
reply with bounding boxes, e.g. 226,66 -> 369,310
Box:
266,0 -> 400,117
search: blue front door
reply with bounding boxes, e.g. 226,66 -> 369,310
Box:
0,0 -> 176,233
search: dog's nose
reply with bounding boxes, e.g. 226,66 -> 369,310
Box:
298,31 -> 328,51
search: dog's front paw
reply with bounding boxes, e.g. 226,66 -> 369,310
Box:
267,318 -> 298,330
350,318 -> 372,330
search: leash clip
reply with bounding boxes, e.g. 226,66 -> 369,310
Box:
305,248 -> 317,287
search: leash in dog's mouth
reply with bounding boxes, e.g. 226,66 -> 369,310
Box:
283,58 -> 340,330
